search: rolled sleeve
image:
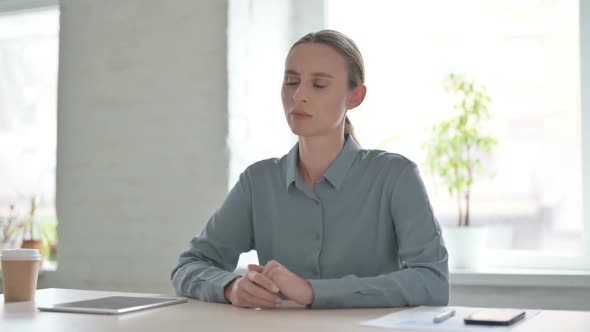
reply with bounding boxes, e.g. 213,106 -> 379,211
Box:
171,171 -> 254,303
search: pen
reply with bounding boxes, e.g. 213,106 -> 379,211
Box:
433,309 -> 456,323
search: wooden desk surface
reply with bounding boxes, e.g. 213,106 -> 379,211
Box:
1,288 -> 589,332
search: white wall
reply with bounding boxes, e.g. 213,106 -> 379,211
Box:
42,0 -> 229,294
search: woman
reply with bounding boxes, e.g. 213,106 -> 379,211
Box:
171,30 -> 449,309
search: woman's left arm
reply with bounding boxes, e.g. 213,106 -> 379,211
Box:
307,162 -> 449,308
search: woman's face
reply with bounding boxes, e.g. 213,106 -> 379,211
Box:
281,43 -> 354,138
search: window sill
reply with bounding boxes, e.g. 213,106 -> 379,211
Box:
450,267 -> 590,288
39,260 -> 58,274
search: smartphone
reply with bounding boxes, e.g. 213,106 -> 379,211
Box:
464,309 -> 526,326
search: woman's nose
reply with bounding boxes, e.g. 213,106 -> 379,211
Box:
293,85 -> 308,103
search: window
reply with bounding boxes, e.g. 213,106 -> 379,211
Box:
326,0 -> 588,269
0,5 -> 59,264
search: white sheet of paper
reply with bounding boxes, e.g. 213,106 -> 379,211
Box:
360,306 -> 540,331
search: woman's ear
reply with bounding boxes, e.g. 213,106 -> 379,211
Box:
347,85 -> 367,110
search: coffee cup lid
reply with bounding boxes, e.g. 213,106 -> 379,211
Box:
0,248 -> 42,261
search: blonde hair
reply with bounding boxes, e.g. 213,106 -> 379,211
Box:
290,29 -> 364,143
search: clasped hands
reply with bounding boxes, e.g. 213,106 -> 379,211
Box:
223,260 -> 314,309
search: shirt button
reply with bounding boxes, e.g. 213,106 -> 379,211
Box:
312,268 -> 319,276
314,233 -> 321,241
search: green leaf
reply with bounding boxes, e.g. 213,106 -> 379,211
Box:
422,73 -> 497,211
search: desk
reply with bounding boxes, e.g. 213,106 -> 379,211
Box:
1,288 -> 589,331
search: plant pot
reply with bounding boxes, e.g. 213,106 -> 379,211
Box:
21,239 -> 46,266
442,225 -> 488,271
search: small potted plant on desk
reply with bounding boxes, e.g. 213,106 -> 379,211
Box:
0,205 -> 25,251
423,73 -> 498,270
20,196 -> 47,266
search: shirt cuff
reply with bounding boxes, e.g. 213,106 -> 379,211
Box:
205,271 -> 241,304
307,276 -> 361,309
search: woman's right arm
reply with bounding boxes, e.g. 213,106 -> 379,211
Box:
170,172 -> 255,303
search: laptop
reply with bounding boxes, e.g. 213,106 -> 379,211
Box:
37,295 -> 188,315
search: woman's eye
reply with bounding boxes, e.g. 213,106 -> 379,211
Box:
285,80 -> 299,86
313,80 -> 328,88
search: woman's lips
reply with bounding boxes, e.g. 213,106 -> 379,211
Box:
291,111 -> 312,119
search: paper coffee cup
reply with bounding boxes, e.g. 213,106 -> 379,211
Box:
1,249 -> 41,302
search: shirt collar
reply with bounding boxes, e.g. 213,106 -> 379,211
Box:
285,134 -> 360,191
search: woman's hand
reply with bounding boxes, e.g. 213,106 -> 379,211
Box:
248,260 -> 314,306
223,270 -> 283,309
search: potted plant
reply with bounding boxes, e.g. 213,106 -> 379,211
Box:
423,73 -> 498,270
0,205 -> 25,251
20,196 -> 48,265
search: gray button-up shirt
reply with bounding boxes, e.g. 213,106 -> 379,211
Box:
171,135 -> 449,308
